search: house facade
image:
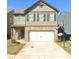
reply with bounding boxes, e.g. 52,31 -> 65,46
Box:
11,0 -> 59,42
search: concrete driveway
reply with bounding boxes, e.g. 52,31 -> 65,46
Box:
14,42 -> 71,59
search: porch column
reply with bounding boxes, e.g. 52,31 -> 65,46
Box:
54,29 -> 58,41
12,28 -> 18,40
25,27 -> 29,42
12,28 -> 16,39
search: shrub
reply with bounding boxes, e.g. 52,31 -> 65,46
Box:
11,39 -> 16,43
31,46 -> 34,48
16,41 -> 20,44
11,39 -> 20,44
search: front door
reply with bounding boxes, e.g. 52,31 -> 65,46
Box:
18,29 -> 24,40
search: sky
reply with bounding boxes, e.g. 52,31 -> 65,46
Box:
7,0 -> 71,12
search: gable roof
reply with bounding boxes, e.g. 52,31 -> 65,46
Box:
14,8 -> 27,15
14,0 -> 59,15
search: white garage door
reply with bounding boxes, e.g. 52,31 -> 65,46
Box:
30,32 -> 54,42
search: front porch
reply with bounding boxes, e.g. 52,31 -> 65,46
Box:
11,27 -> 25,40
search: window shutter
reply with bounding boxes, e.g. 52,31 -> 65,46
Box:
44,13 -> 46,21
47,13 -> 49,21
37,13 -> 39,21
33,13 -> 35,21
27,14 -> 29,21
54,13 -> 56,21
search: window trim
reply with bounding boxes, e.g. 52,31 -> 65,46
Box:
38,13 -> 44,21
27,13 -> 34,22
47,13 -> 55,21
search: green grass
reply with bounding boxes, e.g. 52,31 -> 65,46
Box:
7,40 -> 25,55
55,40 -> 71,54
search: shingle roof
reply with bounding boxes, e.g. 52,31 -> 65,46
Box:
14,8 -> 27,14
14,0 -> 59,15
25,0 -> 59,13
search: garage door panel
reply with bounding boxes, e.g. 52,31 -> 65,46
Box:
30,32 -> 54,42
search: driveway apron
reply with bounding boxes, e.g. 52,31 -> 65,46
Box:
14,42 -> 71,59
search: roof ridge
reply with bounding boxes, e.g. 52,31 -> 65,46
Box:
14,0 -> 59,14
38,0 -> 44,2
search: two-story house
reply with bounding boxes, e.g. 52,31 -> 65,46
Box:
11,0 -> 59,42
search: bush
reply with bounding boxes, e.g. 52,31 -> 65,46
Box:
11,39 -> 16,43
11,39 -> 20,44
16,42 -> 20,44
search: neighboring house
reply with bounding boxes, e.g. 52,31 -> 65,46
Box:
7,10 -> 14,39
57,12 -> 71,40
11,0 -> 59,42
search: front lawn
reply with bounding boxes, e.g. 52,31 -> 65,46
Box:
55,40 -> 71,54
7,40 -> 25,55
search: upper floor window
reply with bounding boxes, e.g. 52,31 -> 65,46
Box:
10,17 -> 13,24
48,13 -> 54,21
28,13 -> 34,21
38,13 -> 44,21
15,15 -> 24,22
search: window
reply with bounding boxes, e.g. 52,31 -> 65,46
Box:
16,17 -> 22,21
15,15 -> 24,23
28,13 -> 33,21
10,18 -> 13,24
38,13 -> 44,21
49,13 -> 54,21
